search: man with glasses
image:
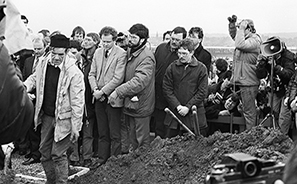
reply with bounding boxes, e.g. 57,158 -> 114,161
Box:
24,34 -> 85,183
110,23 -> 155,151
154,27 -> 187,138
188,27 -> 212,73
163,38 -> 208,138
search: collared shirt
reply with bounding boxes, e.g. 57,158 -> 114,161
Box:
48,59 -> 63,70
105,47 -> 113,58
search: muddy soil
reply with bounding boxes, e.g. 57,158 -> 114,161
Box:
69,126 -> 293,184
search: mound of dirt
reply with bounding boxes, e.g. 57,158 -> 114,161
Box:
69,126 -> 294,184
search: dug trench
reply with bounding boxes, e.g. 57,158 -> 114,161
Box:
69,126 -> 294,184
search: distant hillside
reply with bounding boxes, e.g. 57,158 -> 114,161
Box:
204,32 -> 297,47
149,32 -> 297,48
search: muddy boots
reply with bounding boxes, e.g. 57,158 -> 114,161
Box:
54,158 -> 69,184
42,160 -> 56,184
42,158 -> 69,184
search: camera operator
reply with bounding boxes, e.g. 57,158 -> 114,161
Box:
228,15 -> 262,130
256,37 -> 295,135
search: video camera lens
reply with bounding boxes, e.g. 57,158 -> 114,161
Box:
243,161 -> 258,177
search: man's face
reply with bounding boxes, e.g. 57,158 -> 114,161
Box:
170,33 -> 183,49
128,33 -> 141,48
101,34 -> 114,50
74,32 -> 84,43
225,97 -> 236,111
177,47 -> 193,64
51,48 -> 66,66
188,32 -> 201,47
33,41 -> 45,57
83,36 -> 96,49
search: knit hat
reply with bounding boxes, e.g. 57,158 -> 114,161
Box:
86,32 -> 100,44
50,34 -> 69,48
129,23 -> 149,39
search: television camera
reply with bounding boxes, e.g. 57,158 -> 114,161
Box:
205,153 -> 285,184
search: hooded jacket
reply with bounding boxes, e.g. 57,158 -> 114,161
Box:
24,53 -> 85,142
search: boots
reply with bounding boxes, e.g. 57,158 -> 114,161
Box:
41,160 -> 56,184
54,157 -> 69,184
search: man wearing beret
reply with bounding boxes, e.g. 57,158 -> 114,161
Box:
24,34 -> 85,183
110,23 -> 155,151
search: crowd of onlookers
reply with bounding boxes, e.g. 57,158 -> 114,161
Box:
1,11 -> 297,183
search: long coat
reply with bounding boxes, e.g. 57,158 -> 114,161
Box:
193,44 -> 212,74
0,42 -> 34,144
24,53 -> 85,142
154,42 -> 178,110
163,56 -> 208,130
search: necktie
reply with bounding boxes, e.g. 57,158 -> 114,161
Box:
32,57 -> 39,73
105,50 -> 109,58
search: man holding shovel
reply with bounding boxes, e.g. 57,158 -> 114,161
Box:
163,38 -> 208,138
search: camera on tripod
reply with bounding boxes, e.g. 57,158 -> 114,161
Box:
205,152 -> 285,184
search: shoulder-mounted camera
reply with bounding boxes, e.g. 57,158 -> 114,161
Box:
205,152 -> 285,184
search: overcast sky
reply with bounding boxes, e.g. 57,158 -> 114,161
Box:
13,0 -> 297,37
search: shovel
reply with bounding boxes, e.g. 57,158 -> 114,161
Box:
164,108 -> 195,137
191,105 -> 201,137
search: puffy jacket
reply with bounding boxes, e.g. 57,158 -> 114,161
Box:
230,29 -> 262,86
115,45 -> 155,117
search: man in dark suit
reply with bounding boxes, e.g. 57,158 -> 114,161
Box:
188,27 -> 212,74
21,37 -> 47,165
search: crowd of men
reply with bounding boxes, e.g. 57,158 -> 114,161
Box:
1,6 -> 297,183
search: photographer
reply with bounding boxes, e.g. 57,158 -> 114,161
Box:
256,37 -> 295,135
228,15 -> 262,130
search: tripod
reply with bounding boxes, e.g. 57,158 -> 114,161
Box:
259,56 -> 277,129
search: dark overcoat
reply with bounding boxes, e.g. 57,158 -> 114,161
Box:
163,56 -> 208,130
